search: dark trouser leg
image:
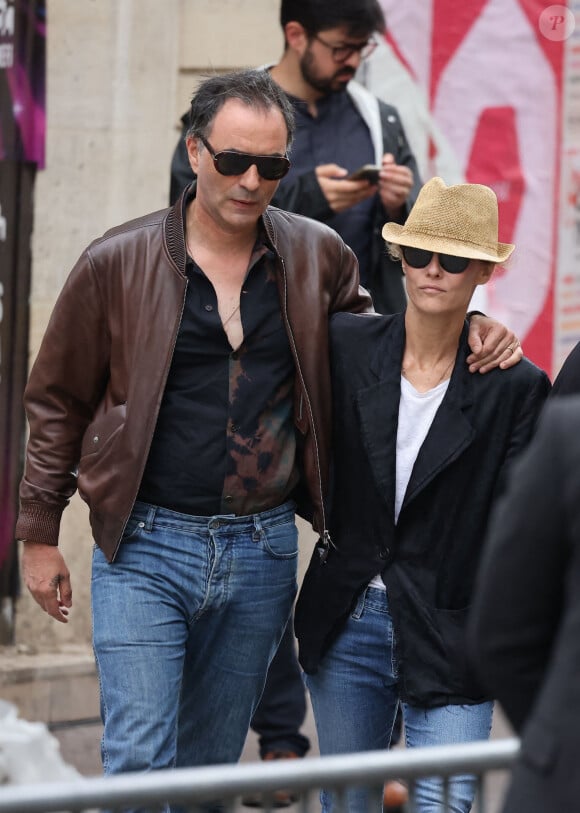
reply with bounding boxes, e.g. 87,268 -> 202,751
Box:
250,617 -> 310,758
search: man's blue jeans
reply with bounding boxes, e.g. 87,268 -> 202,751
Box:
91,500 -> 298,792
306,587 -> 493,813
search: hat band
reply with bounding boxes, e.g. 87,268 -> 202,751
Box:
400,226 -> 501,255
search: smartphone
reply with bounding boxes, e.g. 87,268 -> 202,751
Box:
347,164 -> 381,183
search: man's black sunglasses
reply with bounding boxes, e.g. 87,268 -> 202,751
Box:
200,136 -> 290,181
402,246 -> 471,274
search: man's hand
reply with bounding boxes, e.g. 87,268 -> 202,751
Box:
22,543 -> 72,623
467,315 -> 523,374
378,154 -> 414,216
315,164 -> 377,213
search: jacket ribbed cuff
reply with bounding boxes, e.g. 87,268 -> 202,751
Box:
14,503 -> 63,546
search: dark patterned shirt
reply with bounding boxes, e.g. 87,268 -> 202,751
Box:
137,225 -> 298,517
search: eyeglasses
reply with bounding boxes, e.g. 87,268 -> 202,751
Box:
312,33 -> 378,63
199,136 -> 290,181
402,246 -> 472,275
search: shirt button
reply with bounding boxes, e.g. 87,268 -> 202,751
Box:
379,548 -> 390,560
204,304 -> 213,312
224,495 -> 233,504
230,423 -> 237,433
231,350 -> 239,360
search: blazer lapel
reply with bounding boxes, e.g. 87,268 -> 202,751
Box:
355,314 -> 406,521
403,328 -> 475,509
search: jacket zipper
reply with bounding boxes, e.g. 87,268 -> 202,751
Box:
111,277 -> 189,562
276,252 -> 332,559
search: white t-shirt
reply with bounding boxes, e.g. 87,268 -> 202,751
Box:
368,374 -> 450,590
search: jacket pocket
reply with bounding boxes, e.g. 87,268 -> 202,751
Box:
433,606 -> 477,696
78,404 -> 127,502
80,404 -> 127,460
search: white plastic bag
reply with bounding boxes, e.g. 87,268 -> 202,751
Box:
0,699 -> 81,784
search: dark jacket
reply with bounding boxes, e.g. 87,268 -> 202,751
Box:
295,311 -> 550,707
15,186 -> 372,561
170,87 -> 421,315
470,396 -> 580,813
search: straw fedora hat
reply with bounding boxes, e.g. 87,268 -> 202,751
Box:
382,176 -> 514,263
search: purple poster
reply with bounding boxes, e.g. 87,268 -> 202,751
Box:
0,0 -> 46,166
0,0 -> 45,604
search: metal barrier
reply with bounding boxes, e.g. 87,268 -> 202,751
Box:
0,737 -> 520,813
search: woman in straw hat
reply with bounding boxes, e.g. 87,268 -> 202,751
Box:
295,177 -> 551,813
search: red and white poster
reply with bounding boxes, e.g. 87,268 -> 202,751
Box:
361,0 -> 579,377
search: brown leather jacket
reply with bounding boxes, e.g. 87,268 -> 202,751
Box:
15,188 -> 373,561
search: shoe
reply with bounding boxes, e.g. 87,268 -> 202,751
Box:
242,750 -> 301,808
383,779 -> 409,811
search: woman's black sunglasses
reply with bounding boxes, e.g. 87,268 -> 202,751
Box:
200,136 -> 290,181
402,246 -> 471,274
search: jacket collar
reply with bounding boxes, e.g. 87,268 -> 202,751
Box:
164,185 -> 189,274
356,314 -> 475,518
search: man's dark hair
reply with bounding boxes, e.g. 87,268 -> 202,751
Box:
186,69 -> 295,148
280,0 -> 386,38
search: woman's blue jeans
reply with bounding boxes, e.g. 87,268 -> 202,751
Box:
306,587 -> 493,813
91,500 -> 298,801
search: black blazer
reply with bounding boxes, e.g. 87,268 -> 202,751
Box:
470,396 -> 580,813
295,312 -> 551,707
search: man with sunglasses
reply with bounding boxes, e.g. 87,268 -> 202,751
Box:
15,69 -> 375,806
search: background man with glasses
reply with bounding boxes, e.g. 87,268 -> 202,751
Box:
269,0 -> 420,315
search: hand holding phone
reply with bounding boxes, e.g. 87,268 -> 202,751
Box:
347,164 -> 381,183
315,163 -> 379,213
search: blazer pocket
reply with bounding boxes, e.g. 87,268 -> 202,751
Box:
520,716 -> 559,773
433,606 -> 480,696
